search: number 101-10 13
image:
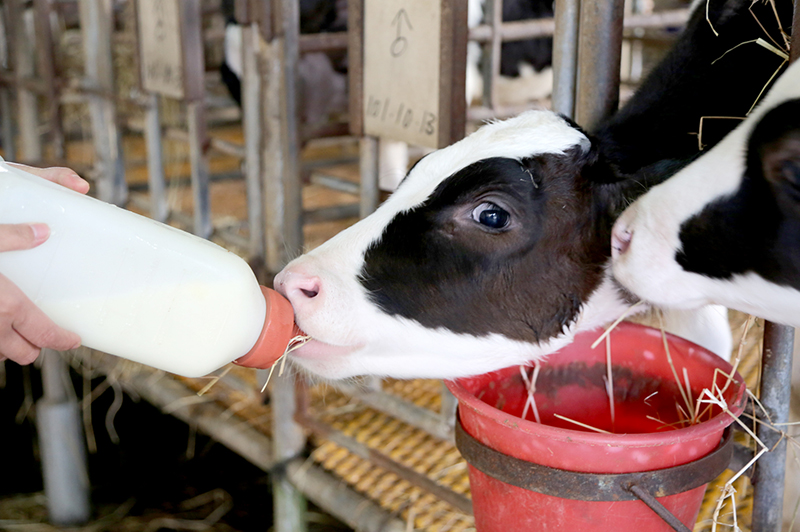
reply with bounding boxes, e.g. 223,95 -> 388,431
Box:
366,95 -> 436,135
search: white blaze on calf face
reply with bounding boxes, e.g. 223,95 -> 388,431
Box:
274,110 -> 635,380
611,60 -> 800,327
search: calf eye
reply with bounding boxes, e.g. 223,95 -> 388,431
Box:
471,202 -> 511,229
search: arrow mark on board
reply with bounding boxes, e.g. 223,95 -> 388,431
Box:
390,9 -> 413,57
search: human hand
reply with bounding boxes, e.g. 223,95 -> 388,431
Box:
0,165 -> 88,364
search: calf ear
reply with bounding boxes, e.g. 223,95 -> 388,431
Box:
762,132 -> 800,187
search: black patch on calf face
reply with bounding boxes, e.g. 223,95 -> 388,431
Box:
359,151 -> 612,343
676,100 -> 800,289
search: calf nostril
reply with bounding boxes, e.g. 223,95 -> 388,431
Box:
301,287 -> 319,299
611,225 -> 632,256
290,275 -> 322,300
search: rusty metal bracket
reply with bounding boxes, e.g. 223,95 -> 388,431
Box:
455,417 -> 734,503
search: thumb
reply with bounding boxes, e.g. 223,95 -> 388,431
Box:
0,224 -> 50,252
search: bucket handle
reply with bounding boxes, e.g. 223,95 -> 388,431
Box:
455,418 -> 734,532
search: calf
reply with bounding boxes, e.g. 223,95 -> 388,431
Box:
275,0 -> 792,380
611,59 -> 800,328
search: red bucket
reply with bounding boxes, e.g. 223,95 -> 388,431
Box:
446,322 -> 746,532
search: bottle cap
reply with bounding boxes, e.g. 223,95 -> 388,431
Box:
235,286 -> 301,369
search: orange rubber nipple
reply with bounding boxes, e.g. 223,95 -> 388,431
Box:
234,286 -> 301,369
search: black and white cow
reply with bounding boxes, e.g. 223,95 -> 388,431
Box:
274,0 -> 793,380
612,59 -> 800,328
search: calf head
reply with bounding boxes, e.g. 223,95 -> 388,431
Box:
275,111 -> 640,379
611,62 -> 800,327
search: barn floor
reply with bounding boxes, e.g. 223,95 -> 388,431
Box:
0,118 -> 789,532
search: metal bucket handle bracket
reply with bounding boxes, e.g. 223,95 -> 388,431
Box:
455,416 -> 734,532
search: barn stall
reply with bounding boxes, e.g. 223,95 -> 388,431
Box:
0,0 -> 795,531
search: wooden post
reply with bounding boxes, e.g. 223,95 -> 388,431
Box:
241,22 -> 265,259
78,0 -> 127,205
260,0 -> 303,273
256,1 -> 307,530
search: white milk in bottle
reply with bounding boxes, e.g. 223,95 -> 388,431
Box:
0,159 -> 297,377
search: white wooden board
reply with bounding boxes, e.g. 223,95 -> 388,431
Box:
363,0 -> 443,148
137,0 -> 185,99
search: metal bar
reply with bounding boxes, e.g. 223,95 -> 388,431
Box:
751,322 -> 794,532
32,0 -> 64,159
298,32 -> 348,53
626,484 -> 692,532
297,413 -> 473,515
454,420 -> 733,502
552,0 -> 580,118
309,173 -> 360,195
481,0 -> 502,109
470,18 -> 554,42
143,93 -> 168,222
285,459 -> 407,532
13,0 -> 42,161
186,100 -> 212,238
574,0 -> 626,130
333,382 -> 454,442
270,0 -> 307,528
0,72 -> 53,93
468,9 -> 688,44
277,0 -> 303,262
37,349 -> 90,526
359,137 -> 379,217
78,0 -> 126,205
303,204 -> 360,225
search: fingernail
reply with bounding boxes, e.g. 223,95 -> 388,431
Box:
30,223 -> 50,242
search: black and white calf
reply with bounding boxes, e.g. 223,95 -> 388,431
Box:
274,0 -> 792,380
612,60 -> 800,328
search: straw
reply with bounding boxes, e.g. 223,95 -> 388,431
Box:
553,414 -> 611,434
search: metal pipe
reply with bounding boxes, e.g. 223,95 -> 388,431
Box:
751,322 -> 794,532
574,0 -> 626,130
37,350 -> 90,526
552,0 -> 580,118
298,32 -> 348,53
468,9 -> 689,43
481,0 -> 503,110
359,137 -> 379,217
186,100 -> 212,239
143,93 -> 168,222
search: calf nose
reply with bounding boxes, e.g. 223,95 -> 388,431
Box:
611,221 -> 632,257
274,268 -> 322,304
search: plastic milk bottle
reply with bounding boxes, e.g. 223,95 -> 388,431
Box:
0,158 -> 298,377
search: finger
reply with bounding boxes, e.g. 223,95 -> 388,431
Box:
0,275 -> 81,353
13,306 -> 81,353
7,163 -> 90,194
0,328 -> 40,365
0,223 -> 49,252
